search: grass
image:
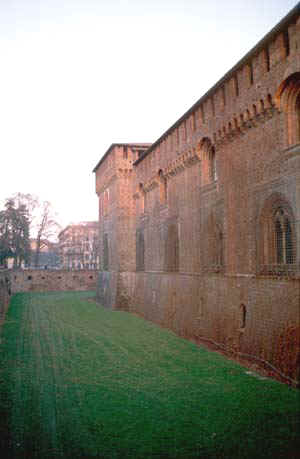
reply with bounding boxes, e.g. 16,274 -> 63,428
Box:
0,291 -> 299,459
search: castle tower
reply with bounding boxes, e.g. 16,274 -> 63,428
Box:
93,143 -> 150,308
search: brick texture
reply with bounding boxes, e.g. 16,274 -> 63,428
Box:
94,6 -> 300,381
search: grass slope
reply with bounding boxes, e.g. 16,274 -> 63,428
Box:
0,291 -> 299,458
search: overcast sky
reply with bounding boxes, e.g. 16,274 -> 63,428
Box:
0,0 -> 298,232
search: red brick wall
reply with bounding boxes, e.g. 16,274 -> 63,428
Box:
95,8 -> 300,381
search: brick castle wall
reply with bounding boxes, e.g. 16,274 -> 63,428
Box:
95,7 -> 300,382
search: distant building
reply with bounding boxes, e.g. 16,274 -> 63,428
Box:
58,222 -> 99,270
29,239 -> 60,269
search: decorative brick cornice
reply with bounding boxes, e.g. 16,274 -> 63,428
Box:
214,95 -> 278,149
164,147 -> 200,179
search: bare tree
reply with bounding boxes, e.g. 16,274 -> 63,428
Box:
8,193 -> 61,267
34,201 -> 61,267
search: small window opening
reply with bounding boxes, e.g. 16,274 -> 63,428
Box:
27,276 -> 32,281
274,208 -> 294,264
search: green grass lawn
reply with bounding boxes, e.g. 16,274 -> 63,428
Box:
0,291 -> 299,459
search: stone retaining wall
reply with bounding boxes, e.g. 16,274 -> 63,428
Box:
11,269 -> 97,293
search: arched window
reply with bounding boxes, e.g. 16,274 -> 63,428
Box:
274,208 -> 294,265
259,194 -> 296,273
276,72 -> 300,146
199,137 -> 217,185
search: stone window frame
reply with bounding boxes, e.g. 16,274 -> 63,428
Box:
258,193 -> 297,275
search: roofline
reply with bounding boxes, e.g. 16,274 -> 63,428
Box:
93,143 -> 152,173
134,2 -> 300,166
58,221 -> 99,238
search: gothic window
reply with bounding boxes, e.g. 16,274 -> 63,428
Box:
199,137 -> 217,185
274,208 -> 294,265
259,195 -> 296,274
276,72 -> 300,146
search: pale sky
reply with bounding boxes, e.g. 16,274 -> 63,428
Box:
0,0 -> 298,233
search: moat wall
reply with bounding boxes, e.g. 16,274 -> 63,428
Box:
97,271 -> 300,381
1,269 -> 97,323
11,269 -> 97,292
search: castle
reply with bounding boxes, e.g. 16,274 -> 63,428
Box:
94,5 -> 300,381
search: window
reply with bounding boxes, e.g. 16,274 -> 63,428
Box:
274,208 -> 293,264
276,72 -> 300,146
259,194 -> 296,274
199,137 -> 217,185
